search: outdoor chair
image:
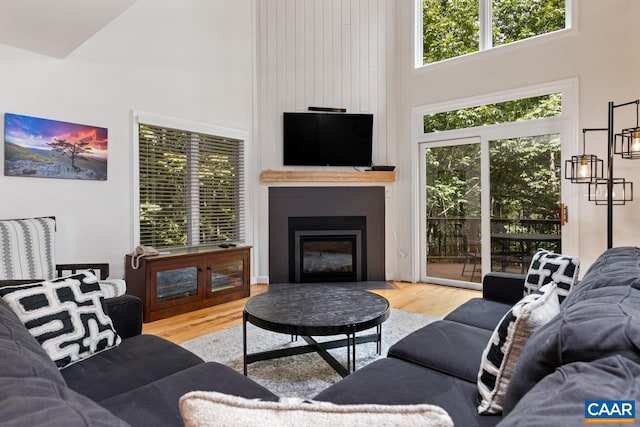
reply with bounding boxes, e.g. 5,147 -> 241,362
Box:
0,216 -> 125,297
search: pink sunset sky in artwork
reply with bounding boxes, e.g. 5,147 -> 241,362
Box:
4,113 -> 108,160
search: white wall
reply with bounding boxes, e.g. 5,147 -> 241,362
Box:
3,0 -> 638,284
0,0 -> 254,280
394,0 -> 640,279
253,0 -> 399,281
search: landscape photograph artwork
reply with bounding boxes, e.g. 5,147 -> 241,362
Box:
4,113 -> 107,180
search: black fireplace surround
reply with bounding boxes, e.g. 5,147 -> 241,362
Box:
269,186 -> 385,284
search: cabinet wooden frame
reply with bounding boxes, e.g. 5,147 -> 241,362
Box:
125,246 -> 251,322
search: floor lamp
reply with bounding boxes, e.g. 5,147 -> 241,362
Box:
565,99 -> 639,249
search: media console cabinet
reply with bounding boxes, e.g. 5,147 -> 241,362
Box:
125,245 -> 251,322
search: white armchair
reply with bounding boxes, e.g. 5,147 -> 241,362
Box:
0,216 -> 125,298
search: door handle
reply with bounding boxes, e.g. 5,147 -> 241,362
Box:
560,203 -> 568,226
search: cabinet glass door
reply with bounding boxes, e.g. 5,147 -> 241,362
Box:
208,259 -> 244,293
155,266 -> 199,303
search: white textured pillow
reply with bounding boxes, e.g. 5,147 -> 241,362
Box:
180,391 -> 453,427
477,283 -> 560,414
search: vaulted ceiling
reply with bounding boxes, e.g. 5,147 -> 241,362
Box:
0,0 -> 137,58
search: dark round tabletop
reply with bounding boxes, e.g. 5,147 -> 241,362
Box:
243,287 -> 390,336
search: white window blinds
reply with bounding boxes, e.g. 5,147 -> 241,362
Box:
138,123 -> 245,249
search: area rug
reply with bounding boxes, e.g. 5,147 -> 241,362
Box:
181,308 -> 438,399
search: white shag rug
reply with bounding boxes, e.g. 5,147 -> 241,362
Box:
181,308 -> 438,399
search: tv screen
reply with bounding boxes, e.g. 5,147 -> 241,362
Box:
283,112 -> 373,166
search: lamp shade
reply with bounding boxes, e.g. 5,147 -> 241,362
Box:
615,127 -> 640,159
565,154 -> 603,184
588,178 -> 633,205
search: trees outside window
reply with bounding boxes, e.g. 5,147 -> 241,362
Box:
137,123 -> 245,249
421,0 -> 566,65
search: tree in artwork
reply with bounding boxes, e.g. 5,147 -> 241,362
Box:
47,138 -> 92,170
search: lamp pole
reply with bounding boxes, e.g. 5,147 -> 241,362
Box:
606,99 -> 640,249
607,102 -> 614,249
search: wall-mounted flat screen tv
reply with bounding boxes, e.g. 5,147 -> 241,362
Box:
283,112 -> 373,166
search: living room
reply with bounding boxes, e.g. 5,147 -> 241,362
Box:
0,0 -> 638,283
1,1 -> 640,426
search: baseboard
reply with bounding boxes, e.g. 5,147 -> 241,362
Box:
252,275 -> 269,285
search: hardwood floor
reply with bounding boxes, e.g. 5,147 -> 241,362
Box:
141,281 -> 481,344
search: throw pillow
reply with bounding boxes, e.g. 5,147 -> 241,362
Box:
477,283 -> 560,415
524,249 -> 580,299
0,272 -> 121,369
179,391 -> 454,427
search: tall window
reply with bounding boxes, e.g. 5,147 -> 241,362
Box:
420,0 -> 567,66
137,123 -> 245,249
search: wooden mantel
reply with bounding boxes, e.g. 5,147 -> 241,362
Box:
260,169 -> 396,183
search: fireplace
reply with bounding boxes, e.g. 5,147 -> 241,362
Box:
289,216 -> 366,282
269,186 -> 384,283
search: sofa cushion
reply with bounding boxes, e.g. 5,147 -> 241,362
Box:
501,355 -> 640,424
0,376 -> 129,427
524,249 -> 579,299
388,320 -> 492,382
62,334 -> 204,402
477,283 -> 559,415
100,362 -> 279,427
0,297 -> 64,385
443,298 -> 512,331
315,357 -> 502,427
179,391 -> 453,427
562,246 -> 640,307
0,272 -> 121,369
503,285 -> 640,413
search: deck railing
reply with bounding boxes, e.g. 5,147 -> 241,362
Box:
426,217 -> 561,259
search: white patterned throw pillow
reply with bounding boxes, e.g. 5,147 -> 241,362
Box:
0,271 -> 121,369
524,249 -> 580,299
477,283 -> 560,415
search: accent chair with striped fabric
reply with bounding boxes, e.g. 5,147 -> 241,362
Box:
0,217 -> 125,297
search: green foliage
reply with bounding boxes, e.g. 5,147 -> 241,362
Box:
489,135 -> 561,221
139,126 -> 242,249
493,0 -> 565,46
423,0 -> 479,63
422,0 -> 565,64
426,144 -> 481,220
424,93 -> 562,133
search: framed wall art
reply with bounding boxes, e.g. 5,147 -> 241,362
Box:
4,113 -> 107,180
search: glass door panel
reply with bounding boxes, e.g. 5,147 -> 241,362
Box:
209,258 -> 244,293
425,143 -> 482,283
155,266 -> 198,303
489,134 -> 562,274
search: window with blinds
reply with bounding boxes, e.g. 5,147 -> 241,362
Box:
137,123 -> 245,249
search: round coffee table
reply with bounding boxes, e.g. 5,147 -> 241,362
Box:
243,287 -> 390,377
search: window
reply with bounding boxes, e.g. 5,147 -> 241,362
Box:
419,0 -> 567,66
415,80 -> 578,288
136,121 -> 245,249
424,93 -> 562,133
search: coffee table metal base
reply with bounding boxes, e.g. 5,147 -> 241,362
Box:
243,316 -> 382,378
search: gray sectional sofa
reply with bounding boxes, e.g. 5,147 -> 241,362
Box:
0,292 -> 278,427
2,246 -> 640,426
315,246 -> 640,426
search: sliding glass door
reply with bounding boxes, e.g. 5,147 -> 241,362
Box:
420,127 -> 572,287
424,139 -> 482,283
489,134 -> 562,275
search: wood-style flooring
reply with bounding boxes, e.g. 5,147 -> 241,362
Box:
142,282 -> 480,344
